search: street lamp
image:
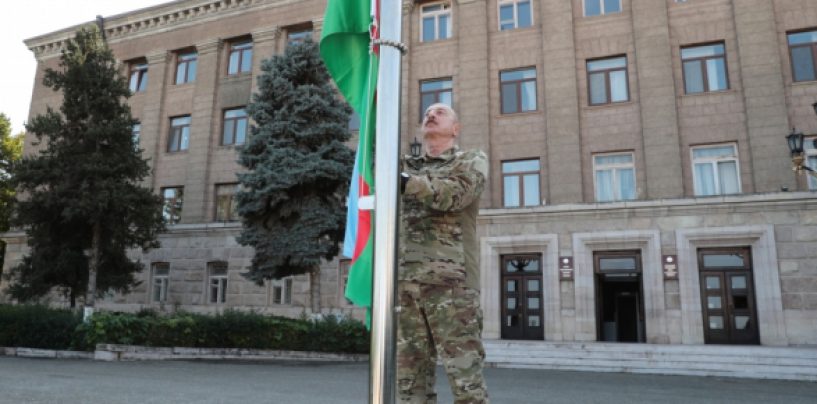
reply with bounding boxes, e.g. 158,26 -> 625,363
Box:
787,126 -> 817,179
409,137 -> 422,157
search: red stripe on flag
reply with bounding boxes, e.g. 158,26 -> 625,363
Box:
352,177 -> 372,260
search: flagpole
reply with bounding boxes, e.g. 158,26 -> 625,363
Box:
370,0 -> 403,402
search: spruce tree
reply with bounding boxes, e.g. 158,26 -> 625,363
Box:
237,39 -> 354,313
7,26 -> 165,309
0,113 -> 23,276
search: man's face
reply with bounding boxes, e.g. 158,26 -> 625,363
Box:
421,104 -> 459,139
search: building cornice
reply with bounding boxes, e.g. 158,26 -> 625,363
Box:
24,0 -> 304,60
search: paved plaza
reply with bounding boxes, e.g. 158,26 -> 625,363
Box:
0,357 -> 815,403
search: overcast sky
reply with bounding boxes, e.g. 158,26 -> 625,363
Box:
0,0 -> 172,134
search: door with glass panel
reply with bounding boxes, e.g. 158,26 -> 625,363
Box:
501,254 -> 544,340
698,247 -> 759,345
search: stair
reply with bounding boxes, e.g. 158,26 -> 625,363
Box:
483,340 -> 817,381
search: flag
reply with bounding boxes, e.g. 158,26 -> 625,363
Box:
320,0 -> 379,321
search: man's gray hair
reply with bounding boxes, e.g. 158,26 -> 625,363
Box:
424,103 -> 458,122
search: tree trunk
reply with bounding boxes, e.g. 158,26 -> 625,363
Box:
310,266 -> 321,315
84,222 -> 101,321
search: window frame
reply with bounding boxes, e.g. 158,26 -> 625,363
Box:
501,158 -> 541,208
207,262 -> 229,304
681,42 -> 729,94
168,115 -> 191,153
132,123 -> 141,149
227,40 -> 253,76
419,77 -> 453,121
161,186 -> 184,225
583,0 -> 622,17
586,55 -> 629,106
214,183 -> 240,222
500,67 -> 538,114
498,0 -> 533,31
287,28 -> 313,46
592,152 -> 637,202
805,136 -> 817,190
221,108 -> 248,146
788,29 -> 817,83
271,277 -> 293,305
128,62 -> 148,93
690,143 -> 742,196
150,262 -> 170,303
175,51 -> 198,85
420,2 -> 452,42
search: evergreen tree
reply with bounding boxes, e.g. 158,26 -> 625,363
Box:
237,40 -> 354,313
7,26 -> 165,308
0,113 -> 23,276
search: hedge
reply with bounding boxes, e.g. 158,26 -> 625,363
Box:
0,305 -> 368,353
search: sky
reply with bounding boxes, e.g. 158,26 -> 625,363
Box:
0,0 -> 172,134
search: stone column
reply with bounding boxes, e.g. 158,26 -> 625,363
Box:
142,50 -> 171,190
732,0 -> 793,192
250,26 -> 280,93
541,0 -> 583,204
630,0 -> 683,199
182,38 -> 222,223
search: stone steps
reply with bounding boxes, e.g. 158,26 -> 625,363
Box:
483,340 -> 817,381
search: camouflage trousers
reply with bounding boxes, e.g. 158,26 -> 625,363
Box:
397,281 -> 489,404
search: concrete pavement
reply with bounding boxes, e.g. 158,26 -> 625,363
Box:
0,357 -> 815,403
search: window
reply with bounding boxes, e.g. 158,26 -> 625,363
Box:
788,30 -> 817,82
215,183 -> 240,222
168,116 -> 191,152
272,277 -> 293,305
499,0 -> 532,31
162,187 -> 183,224
175,51 -> 197,84
151,263 -> 170,303
421,3 -> 451,42
682,43 -> 728,94
500,68 -> 537,114
132,124 -> 141,148
502,159 -> 540,207
287,29 -> 312,46
222,108 -> 248,146
584,0 -> 621,17
339,259 -> 352,305
420,78 -> 453,119
128,62 -> 148,93
587,56 -> 628,105
806,137 -> 817,190
692,144 -> 740,196
594,153 -> 636,202
227,41 -> 253,75
208,262 -> 228,304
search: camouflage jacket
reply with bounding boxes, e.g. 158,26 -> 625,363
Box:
399,146 -> 488,290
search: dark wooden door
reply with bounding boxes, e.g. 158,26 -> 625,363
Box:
699,248 -> 759,345
501,255 -> 544,340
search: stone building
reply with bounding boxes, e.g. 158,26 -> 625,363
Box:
4,0 -> 817,357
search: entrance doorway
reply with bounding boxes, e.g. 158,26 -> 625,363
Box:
698,247 -> 760,345
500,254 -> 544,340
594,251 -> 645,343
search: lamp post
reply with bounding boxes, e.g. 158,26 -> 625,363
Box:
409,137 -> 422,157
787,125 -> 817,179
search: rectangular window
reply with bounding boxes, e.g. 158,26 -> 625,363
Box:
227,41 -> 253,75
584,0 -> 622,17
682,43 -> 728,94
788,30 -> 817,82
587,56 -> 628,105
208,262 -> 228,304
132,123 -> 141,148
272,277 -> 293,305
222,108 -> 248,146
215,183 -> 240,222
151,263 -> 170,303
129,62 -> 148,93
502,159 -> 540,207
161,187 -> 183,224
168,116 -> 191,152
692,144 -> 741,196
420,78 -> 453,119
175,52 -> 198,84
339,259 -> 352,305
287,29 -> 313,46
421,3 -> 452,42
594,153 -> 636,202
806,137 -> 817,190
499,0 -> 532,31
500,68 -> 537,114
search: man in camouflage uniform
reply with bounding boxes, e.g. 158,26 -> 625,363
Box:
398,103 -> 489,403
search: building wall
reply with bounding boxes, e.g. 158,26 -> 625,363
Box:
4,0 -> 817,346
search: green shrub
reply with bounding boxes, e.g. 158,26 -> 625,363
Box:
0,305 -> 82,350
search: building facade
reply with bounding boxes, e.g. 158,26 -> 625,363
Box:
4,0 -> 817,347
